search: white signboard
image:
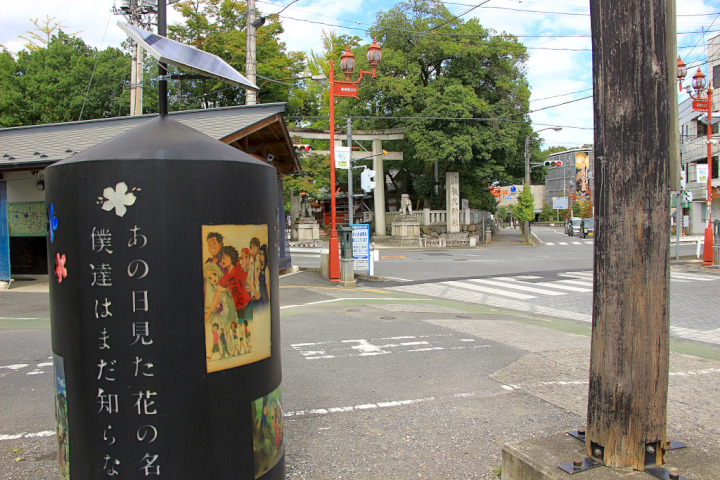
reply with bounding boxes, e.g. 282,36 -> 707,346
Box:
697,164 -> 709,183
552,196 -> 569,209
351,223 -> 372,274
335,146 -> 351,169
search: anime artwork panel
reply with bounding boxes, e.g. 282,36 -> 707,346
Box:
251,386 -> 284,478
202,224 -> 271,373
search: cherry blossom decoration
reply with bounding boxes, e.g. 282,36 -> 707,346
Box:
97,182 -> 140,217
55,253 -> 67,284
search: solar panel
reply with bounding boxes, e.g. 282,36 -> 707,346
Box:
118,22 -> 258,91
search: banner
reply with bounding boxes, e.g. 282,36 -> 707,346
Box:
697,164 -> 709,183
335,146 -> 351,169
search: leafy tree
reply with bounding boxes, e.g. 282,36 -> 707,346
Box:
169,0 -> 310,115
336,0 -> 534,211
19,16 -> 82,51
577,198 -> 593,218
1,32 -> 131,127
497,205 -> 509,223
513,184 -> 535,243
538,201 -> 555,222
282,152 -> 331,202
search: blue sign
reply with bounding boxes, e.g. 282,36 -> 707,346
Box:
510,186 -> 517,193
351,224 -> 371,274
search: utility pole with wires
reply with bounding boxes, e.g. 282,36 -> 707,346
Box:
245,0 -> 258,105
113,0 -> 158,116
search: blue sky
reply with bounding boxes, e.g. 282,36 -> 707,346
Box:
2,0 -> 720,148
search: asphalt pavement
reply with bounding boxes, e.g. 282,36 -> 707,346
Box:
1,230 -> 719,479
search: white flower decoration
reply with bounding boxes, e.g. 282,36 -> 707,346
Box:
100,182 -> 137,217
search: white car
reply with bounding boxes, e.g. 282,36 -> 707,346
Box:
566,217 -> 582,236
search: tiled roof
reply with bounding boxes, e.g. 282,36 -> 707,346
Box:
0,103 -> 293,171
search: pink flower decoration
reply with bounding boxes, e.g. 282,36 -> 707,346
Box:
55,253 -> 68,284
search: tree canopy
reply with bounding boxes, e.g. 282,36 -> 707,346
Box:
339,0 -> 535,211
168,0 -> 311,114
1,32 -> 131,127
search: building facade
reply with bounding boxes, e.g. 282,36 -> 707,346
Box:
543,148 -> 594,214
678,35 -> 720,236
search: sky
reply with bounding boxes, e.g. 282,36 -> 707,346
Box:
2,0 -> 720,149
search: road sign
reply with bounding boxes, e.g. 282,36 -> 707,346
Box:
692,99 -> 709,111
552,196 -> 569,209
351,224 -> 372,275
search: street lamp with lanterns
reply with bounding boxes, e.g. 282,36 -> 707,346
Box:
326,39 -> 382,281
677,56 -> 714,265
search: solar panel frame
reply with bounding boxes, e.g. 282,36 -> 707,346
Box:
118,22 -> 258,91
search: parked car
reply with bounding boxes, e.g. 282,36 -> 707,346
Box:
566,217 -> 582,236
580,218 -> 595,238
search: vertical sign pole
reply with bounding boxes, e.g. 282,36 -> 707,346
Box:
328,61 -> 340,281
702,88 -> 714,265
347,117 -> 354,225
587,0 -> 671,470
157,0 -> 168,116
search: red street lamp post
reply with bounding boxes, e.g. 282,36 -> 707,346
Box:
327,39 -> 382,281
678,57 -> 714,265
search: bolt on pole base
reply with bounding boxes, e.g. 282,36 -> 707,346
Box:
561,430 -> 686,477
558,457 -> 603,475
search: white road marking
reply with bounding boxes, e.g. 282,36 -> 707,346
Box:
469,278 -> 566,296
1,364 -> 29,370
0,431 -> 55,441
281,297 -> 426,309
445,280 -> 536,300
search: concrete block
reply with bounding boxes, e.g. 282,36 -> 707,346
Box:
502,432 -> 718,480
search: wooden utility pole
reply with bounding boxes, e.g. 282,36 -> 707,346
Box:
587,0 -> 671,471
245,0 -> 258,105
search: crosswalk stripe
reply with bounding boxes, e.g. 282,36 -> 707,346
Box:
558,242 -> 568,245
546,242 -> 555,246
444,281 -> 536,300
556,279 -> 594,287
563,271 -> 593,278
511,279 -> 592,293
468,278 -> 566,296
671,272 -> 717,281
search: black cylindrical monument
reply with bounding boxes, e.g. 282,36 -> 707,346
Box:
45,116 -> 284,479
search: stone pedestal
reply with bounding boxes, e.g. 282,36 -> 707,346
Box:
391,215 -> 421,246
292,217 -> 320,243
340,258 -> 356,287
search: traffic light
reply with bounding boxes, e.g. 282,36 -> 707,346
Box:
360,168 -> 376,192
544,160 -> 563,167
293,144 -> 312,153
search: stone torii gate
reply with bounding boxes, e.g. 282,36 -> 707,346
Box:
287,127 -> 405,237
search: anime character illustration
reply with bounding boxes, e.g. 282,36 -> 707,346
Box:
251,387 -> 284,478
54,355 -> 69,480
202,225 -> 271,373
204,262 -> 237,359
255,244 -> 269,306
205,232 -> 226,274
575,152 -> 590,198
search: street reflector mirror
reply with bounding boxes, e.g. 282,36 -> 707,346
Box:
118,22 -> 258,91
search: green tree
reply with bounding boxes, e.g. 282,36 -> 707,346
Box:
513,184 -> 535,243
282,152 -> 331,203
169,0 -> 311,115
538,201 -> 555,222
340,0 -> 534,210
1,32 -> 131,127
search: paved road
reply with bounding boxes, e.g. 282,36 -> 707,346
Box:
2,230 -> 719,479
